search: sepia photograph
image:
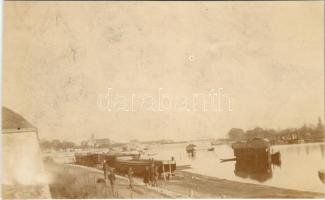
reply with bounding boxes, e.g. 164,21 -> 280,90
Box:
2,1 -> 325,199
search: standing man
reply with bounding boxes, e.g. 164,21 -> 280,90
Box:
154,165 -> 159,186
102,160 -> 109,197
127,167 -> 134,189
150,163 -> 156,186
143,166 -> 150,186
103,160 -> 109,180
108,168 -> 116,196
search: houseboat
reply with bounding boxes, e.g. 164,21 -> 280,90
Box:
232,138 -> 272,162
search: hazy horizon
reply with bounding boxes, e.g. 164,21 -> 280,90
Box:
3,1 -> 324,143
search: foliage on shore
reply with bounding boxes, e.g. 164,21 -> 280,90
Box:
228,117 -> 325,143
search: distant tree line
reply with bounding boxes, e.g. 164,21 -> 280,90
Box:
228,117 -> 325,144
40,139 -> 77,151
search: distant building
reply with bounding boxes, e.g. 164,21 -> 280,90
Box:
81,134 -> 110,147
94,138 -> 110,146
81,140 -> 89,147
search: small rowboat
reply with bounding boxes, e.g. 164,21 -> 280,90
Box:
208,147 -> 215,151
319,170 -> 325,184
271,151 -> 281,166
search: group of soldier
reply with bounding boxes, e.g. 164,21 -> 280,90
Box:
102,158 -> 161,192
102,159 -> 135,193
143,161 -> 160,187
102,160 -> 116,195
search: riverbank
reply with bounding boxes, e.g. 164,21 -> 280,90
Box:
45,161 -> 325,198
161,169 -> 325,198
45,161 -> 183,198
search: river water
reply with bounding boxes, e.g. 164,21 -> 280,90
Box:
147,141 -> 325,193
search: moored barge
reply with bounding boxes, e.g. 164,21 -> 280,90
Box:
113,159 -> 176,176
232,138 -> 272,162
74,152 -> 176,177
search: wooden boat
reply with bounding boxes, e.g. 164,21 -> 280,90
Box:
220,158 -> 236,163
75,153 -> 106,168
220,153 -> 281,164
271,151 -> 281,166
113,159 -> 176,176
230,138 -> 282,168
75,152 -> 139,168
208,147 -> 215,151
271,151 -> 281,162
75,152 -> 176,177
288,139 -> 305,144
186,144 -> 196,153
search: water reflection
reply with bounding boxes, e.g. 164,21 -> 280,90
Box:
233,152 -> 281,183
187,151 -> 196,159
320,144 -> 324,157
305,145 -> 310,155
234,159 -> 272,182
151,142 -> 325,193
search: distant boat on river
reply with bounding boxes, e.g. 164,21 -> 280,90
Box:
208,147 -> 215,151
318,170 -> 325,184
186,144 -> 196,153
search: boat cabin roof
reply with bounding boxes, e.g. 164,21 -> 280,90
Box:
232,138 -> 270,149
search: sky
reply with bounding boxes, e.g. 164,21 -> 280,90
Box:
3,1 -> 324,143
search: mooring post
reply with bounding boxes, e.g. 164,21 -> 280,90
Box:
162,163 -> 166,181
169,162 -> 172,180
87,172 -> 90,195
105,179 -> 108,197
93,175 -> 96,192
